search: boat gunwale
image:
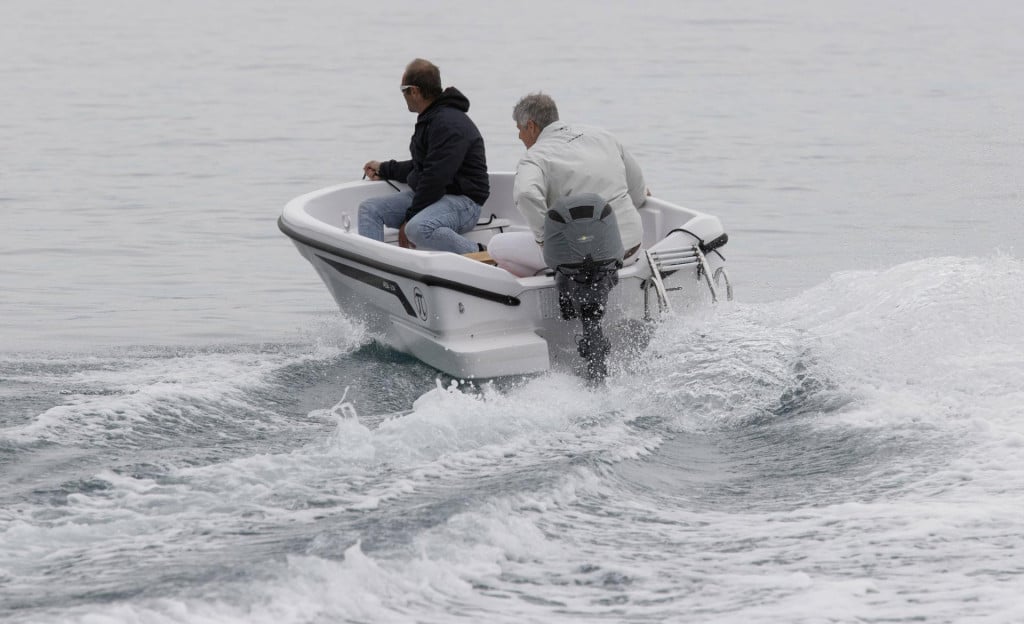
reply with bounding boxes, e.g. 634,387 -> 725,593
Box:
277,216 -> 523,307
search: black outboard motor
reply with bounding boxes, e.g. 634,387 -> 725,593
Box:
543,193 -> 625,382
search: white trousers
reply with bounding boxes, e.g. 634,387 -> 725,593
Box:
487,232 -> 547,277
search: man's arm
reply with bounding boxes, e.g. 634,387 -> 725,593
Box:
513,160 -> 548,244
620,144 -> 647,208
378,159 -> 413,183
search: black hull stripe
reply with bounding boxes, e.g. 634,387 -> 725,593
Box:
320,256 -> 417,316
279,217 -> 521,307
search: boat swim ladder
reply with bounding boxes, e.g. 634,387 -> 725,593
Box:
644,244 -> 733,311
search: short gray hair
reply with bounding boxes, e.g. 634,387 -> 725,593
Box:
513,93 -> 559,129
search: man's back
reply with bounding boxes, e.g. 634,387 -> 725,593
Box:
514,122 -> 644,249
404,87 -> 490,212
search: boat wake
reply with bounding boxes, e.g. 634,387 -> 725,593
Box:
2,254 -> 1023,623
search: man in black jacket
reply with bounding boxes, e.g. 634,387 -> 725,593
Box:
358,59 -> 490,253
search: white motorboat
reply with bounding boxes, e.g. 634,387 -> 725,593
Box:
278,172 -> 732,379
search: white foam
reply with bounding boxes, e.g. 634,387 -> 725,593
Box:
9,255 -> 1024,623
1,342 -> 361,447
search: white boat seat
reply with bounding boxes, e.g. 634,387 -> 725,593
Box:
383,215 -> 513,244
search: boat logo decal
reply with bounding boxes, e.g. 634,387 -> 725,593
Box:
413,287 -> 428,321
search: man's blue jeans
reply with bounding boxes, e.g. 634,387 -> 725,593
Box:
357,190 -> 482,254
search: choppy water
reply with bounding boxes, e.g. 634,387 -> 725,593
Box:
2,1 -> 1023,622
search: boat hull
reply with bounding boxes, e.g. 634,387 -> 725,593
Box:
280,174 -> 730,378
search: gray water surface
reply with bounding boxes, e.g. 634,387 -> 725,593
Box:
2,2 -> 1023,622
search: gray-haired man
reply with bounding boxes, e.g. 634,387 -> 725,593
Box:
488,92 -> 648,276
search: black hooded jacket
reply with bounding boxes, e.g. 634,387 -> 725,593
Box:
377,87 -> 490,221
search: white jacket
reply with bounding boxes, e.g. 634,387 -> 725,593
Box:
513,122 -> 646,249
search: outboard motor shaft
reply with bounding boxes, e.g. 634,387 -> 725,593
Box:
543,193 -> 625,382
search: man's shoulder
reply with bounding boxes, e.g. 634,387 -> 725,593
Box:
573,124 -> 619,141
430,105 -> 480,134
538,122 -> 612,146
515,154 -> 544,171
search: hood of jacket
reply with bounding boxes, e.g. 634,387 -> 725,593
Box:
421,87 -> 470,116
